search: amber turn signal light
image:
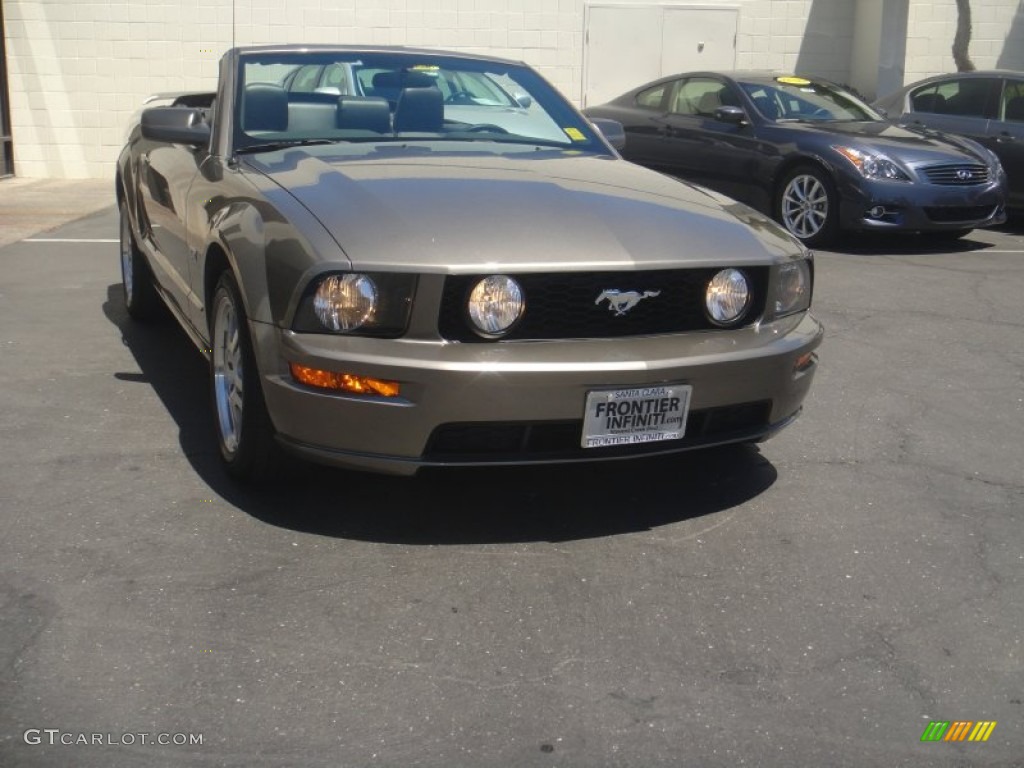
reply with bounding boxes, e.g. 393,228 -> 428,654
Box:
794,352 -> 816,373
289,363 -> 400,397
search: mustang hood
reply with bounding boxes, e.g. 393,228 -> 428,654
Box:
243,146 -> 799,271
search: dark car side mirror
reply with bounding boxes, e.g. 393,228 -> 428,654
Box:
590,118 -> 626,150
714,106 -> 747,125
141,107 -> 211,146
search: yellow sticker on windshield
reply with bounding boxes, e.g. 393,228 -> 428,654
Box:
564,127 -> 586,142
777,76 -> 812,86
411,65 -> 440,71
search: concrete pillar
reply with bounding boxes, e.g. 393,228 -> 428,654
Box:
850,0 -> 909,101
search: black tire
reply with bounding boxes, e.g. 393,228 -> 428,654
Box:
119,200 -> 163,321
775,165 -> 839,247
208,271 -> 284,482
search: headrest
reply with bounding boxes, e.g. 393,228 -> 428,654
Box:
337,95 -> 392,133
243,83 -> 288,132
393,87 -> 444,132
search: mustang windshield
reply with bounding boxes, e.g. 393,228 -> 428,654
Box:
740,77 -> 881,122
235,52 -> 602,151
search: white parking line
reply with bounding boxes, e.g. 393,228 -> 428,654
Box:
23,238 -> 119,243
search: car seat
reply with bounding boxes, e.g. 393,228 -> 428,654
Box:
243,84 -> 288,132
336,96 -> 392,133
912,92 -> 947,114
1005,95 -> 1024,122
393,87 -> 444,132
697,89 -> 724,116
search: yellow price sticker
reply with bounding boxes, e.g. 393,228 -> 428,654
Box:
564,127 -> 587,142
776,76 -> 812,86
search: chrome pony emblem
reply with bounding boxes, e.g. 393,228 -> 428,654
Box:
595,289 -> 661,316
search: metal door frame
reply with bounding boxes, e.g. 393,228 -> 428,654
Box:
0,1 -> 13,177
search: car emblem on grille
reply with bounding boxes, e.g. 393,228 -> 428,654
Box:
956,169 -> 973,180
595,289 -> 661,316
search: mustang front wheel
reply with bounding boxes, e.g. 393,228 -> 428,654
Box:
209,271 -> 282,481
119,201 -> 162,321
776,166 -> 838,247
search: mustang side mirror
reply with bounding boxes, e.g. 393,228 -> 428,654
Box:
714,106 -> 747,125
141,107 -> 211,146
590,118 -> 626,150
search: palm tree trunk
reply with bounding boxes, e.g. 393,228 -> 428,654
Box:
953,0 -> 976,71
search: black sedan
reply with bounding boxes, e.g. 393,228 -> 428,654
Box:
584,72 -> 1007,246
872,70 -> 1024,211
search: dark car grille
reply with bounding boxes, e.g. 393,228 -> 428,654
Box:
921,164 -> 990,185
424,401 -> 773,462
438,268 -> 769,342
923,205 -> 998,223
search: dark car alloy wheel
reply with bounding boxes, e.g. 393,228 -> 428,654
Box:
777,166 -> 838,247
119,200 -> 162,321
209,271 -> 282,481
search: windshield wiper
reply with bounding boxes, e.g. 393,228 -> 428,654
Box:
235,138 -> 343,154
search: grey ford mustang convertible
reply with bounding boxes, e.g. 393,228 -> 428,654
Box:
116,45 -> 823,481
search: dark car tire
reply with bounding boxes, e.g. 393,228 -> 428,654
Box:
209,271 -> 285,483
119,201 -> 163,322
775,166 -> 839,248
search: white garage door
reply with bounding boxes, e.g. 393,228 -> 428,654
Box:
583,4 -> 738,108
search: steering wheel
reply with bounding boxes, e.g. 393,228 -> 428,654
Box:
444,91 -> 476,104
466,124 -> 510,134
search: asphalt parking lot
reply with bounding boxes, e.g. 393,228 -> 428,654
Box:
1,201 -> 1022,767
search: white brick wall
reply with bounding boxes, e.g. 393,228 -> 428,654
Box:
2,0 -> 1021,179
905,0 -> 1023,83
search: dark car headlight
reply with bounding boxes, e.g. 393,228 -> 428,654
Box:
833,146 -> 910,182
771,258 -> 812,318
292,272 -> 416,336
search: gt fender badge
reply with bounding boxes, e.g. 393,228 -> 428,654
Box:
595,289 -> 661,316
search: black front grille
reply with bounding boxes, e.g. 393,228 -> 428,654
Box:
439,268 -> 768,342
423,401 -> 772,461
921,164 -> 990,185
923,205 -> 997,223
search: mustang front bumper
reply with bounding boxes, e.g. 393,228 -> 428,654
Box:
252,312 -> 823,475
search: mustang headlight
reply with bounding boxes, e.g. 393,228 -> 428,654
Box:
292,272 -> 416,337
773,259 -> 812,317
833,146 -> 910,182
705,268 -> 751,325
467,275 -> 524,337
314,274 -> 377,331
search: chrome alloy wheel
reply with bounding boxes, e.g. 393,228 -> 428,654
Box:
781,173 -> 829,240
212,294 -> 244,455
120,208 -> 134,306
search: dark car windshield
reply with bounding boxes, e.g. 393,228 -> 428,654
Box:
234,52 -> 602,152
739,77 -> 881,122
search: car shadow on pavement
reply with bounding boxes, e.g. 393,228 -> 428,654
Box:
103,284 -> 778,544
824,230 -> 1005,255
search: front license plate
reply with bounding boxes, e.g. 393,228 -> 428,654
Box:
581,384 -> 692,448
